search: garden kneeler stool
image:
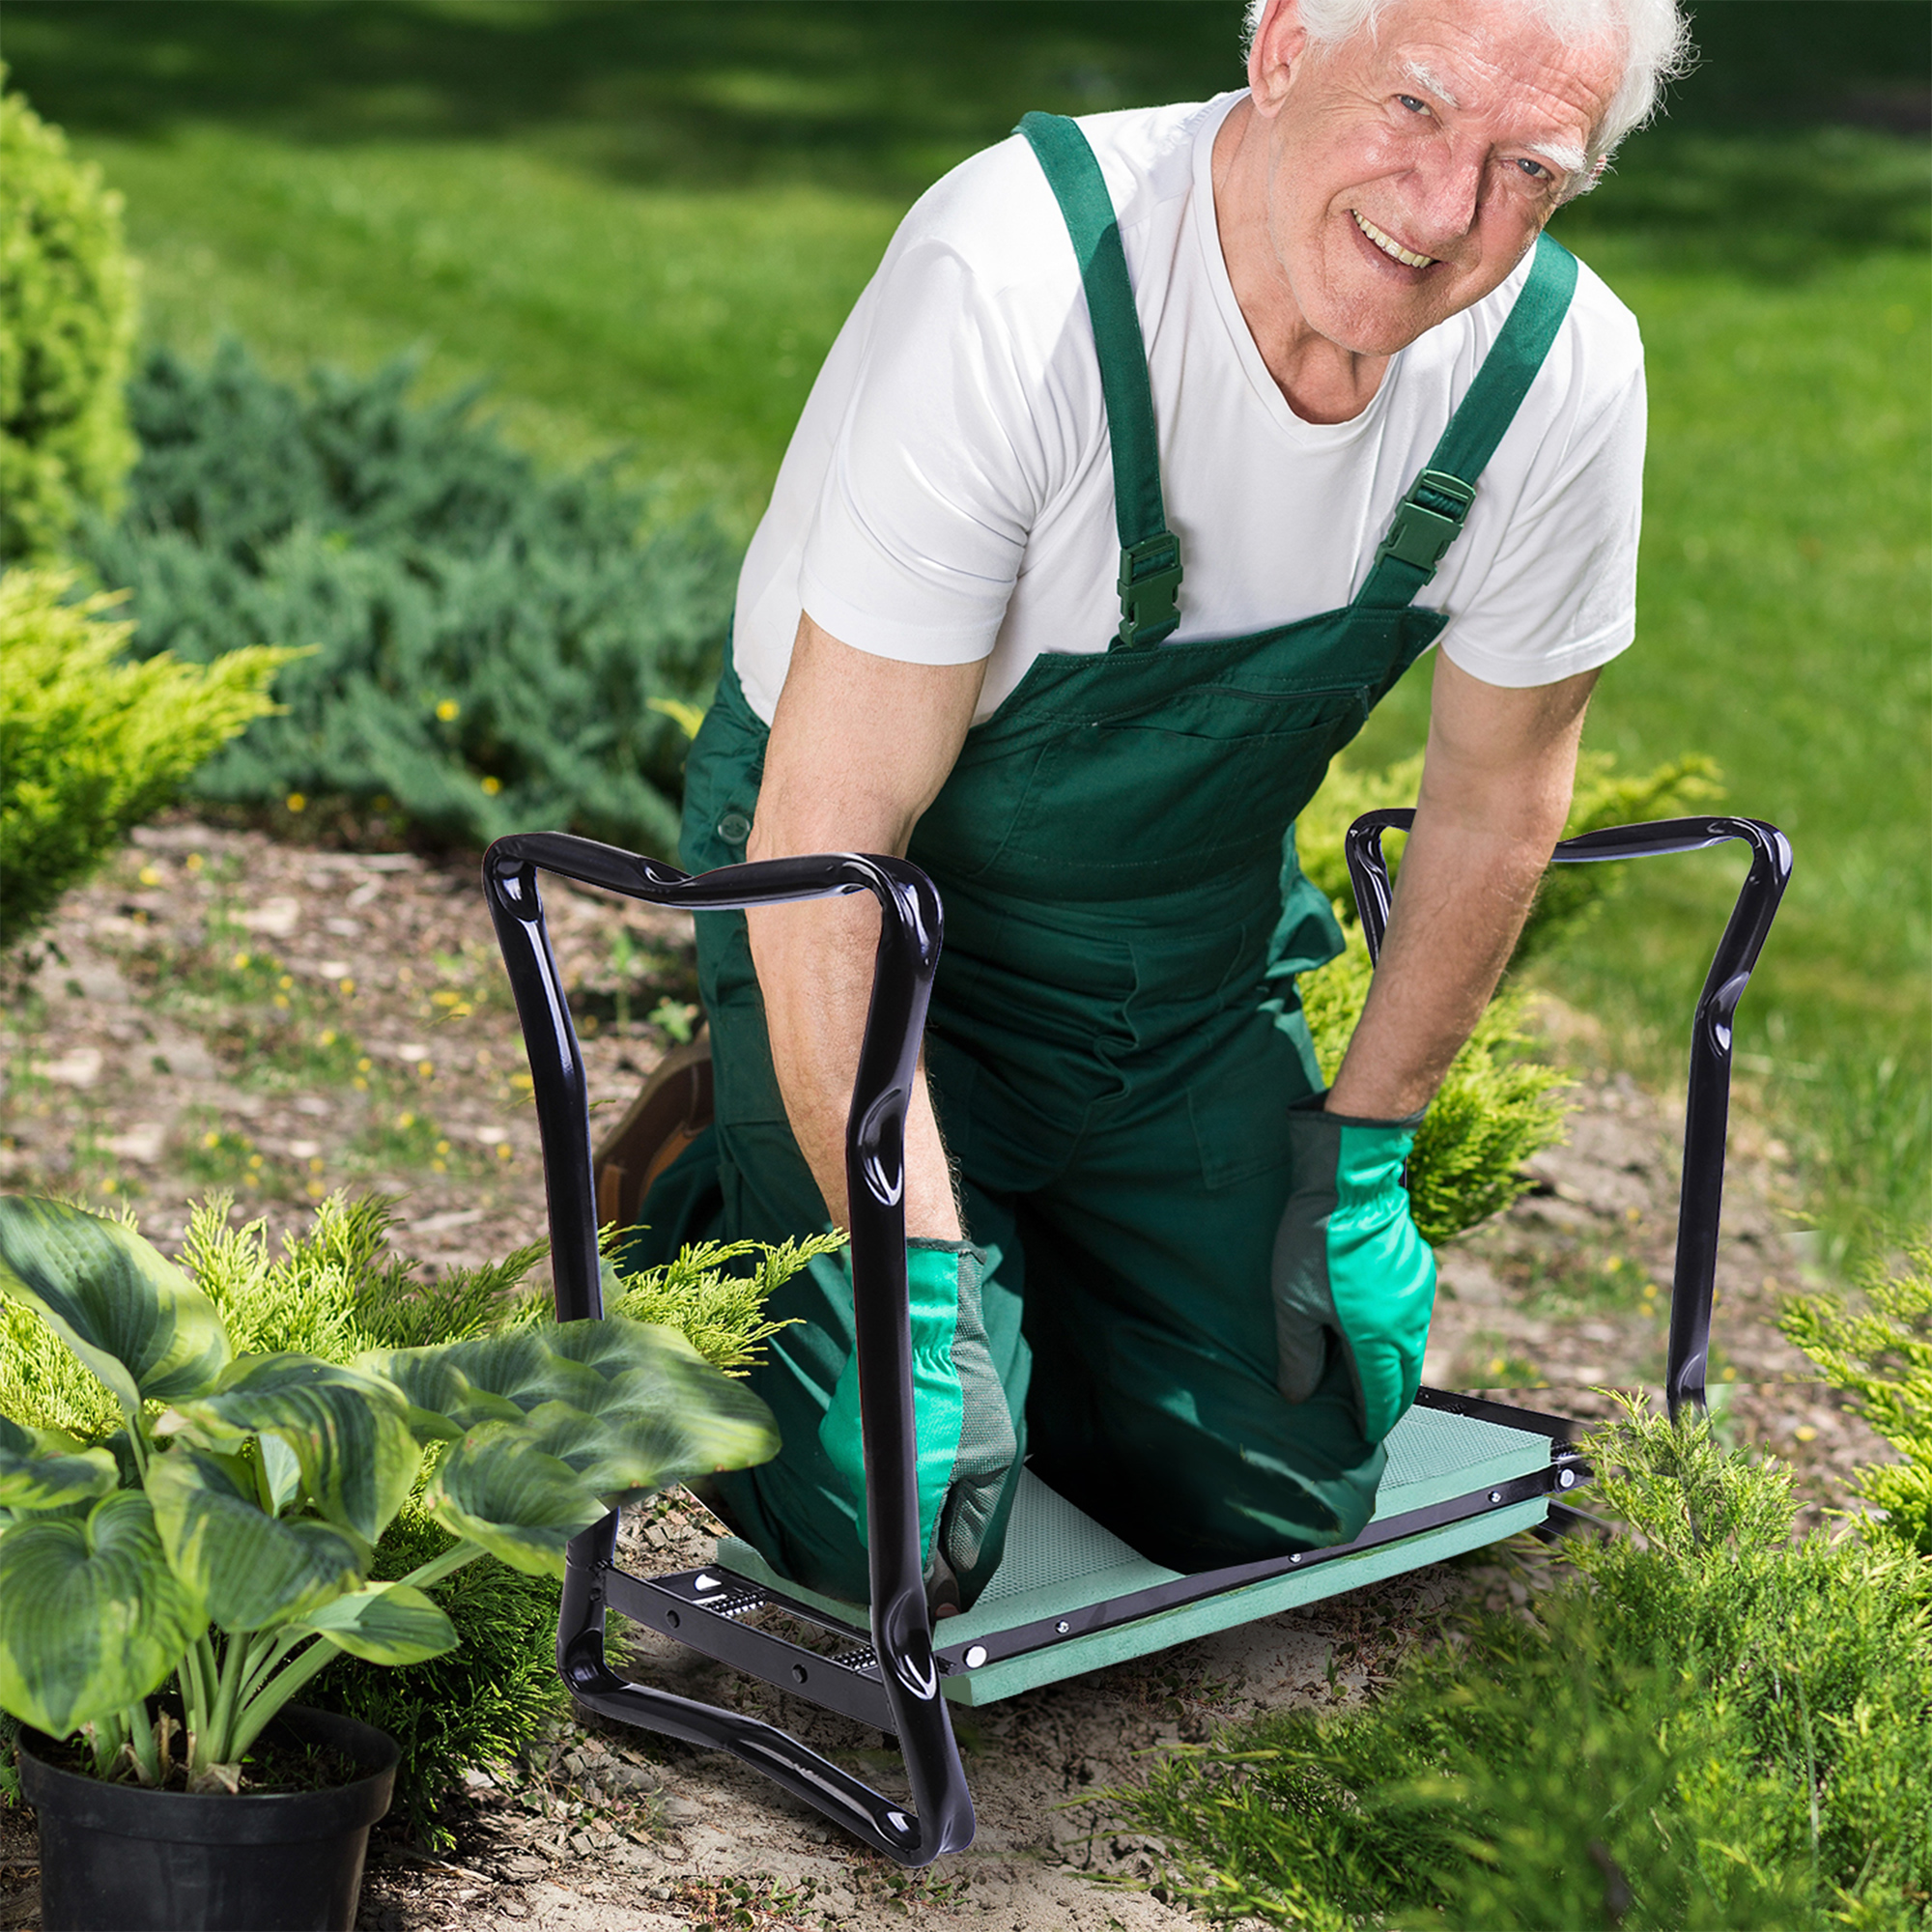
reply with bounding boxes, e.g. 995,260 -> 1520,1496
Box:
482,810 -> 1789,1867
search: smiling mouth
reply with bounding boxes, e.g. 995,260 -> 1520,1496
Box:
1350,209 -> 1436,270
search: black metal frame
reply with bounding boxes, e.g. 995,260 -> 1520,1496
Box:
480,810 -> 1789,1867
1344,810 -> 1792,1417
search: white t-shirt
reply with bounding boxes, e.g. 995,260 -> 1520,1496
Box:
733,93 -> 1644,728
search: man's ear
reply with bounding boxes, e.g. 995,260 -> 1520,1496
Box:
1248,0 -> 1313,116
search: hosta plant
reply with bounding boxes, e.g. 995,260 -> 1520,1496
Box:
0,1196 -> 777,1793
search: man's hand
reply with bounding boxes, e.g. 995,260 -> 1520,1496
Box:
1273,654 -> 1593,1435
1327,653 -> 1598,1119
747,612 -> 985,1236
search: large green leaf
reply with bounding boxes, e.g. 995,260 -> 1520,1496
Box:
147,1448 -> 365,1633
0,1415 -> 119,1513
427,1423 -> 608,1577
371,1318 -> 778,1492
288,1581 -> 457,1664
0,1492 -> 204,1736
164,1355 -> 419,1543
0,1199 -> 231,1414
361,1327 -> 605,1431
352,1348 -> 523,1440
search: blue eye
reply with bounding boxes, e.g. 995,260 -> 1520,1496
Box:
1516,157 -> 1550,180
1396,95 -> 1430,114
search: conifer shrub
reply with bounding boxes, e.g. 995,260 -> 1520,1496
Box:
0,69 -> 138,561
77,340 -> 737,853
1782,1248 -> 1932,1556
1114,1404 -> 1932,1929
0,568 -> 289,949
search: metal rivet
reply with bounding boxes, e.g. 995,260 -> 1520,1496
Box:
791,1664 -> 809,1685
1289,1553 -> 1301,1564
964,1645 -> 988,1668
717,810 -> 751,843
665,1608 -> 680,1629
1488,1491 -> 1502,1504
1558,1468 -> 1577,1490
1055,1620 -> 1070,1634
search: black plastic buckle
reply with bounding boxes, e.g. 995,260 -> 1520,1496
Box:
1117,530 -> 1183,647
1374,469 -> 1477,578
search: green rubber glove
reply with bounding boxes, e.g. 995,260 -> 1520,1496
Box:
1271,1093 -> 1436,1444
817,1239 -> 1016,1609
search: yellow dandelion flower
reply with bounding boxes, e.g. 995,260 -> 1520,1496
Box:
436,699 -> 460,723
185,853 -> 204,873
286,792 -> 306,813
338,978 -> 355,996
138,865 -> 161,886
480,775 -> 502,796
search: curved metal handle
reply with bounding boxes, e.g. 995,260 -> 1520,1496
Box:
482,831 -> 972,1862
1341,812 -> 1793,1419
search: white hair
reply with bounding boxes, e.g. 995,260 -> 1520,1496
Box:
1241,0 -> 1694,172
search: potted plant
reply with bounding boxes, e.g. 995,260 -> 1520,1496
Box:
0,1196 -> 779,1932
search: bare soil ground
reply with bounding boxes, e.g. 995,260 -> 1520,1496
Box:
0,818 -> 1889,1931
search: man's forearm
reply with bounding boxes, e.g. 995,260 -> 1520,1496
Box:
748,893 -> 962,1238
1324,808 -> 1552,1119
1325,655 -> 1596,1122
743,614 -> 982,1241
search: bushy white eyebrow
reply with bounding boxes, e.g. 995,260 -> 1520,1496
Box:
1527,139 -> 1589,175
1396,57 -> 1460,108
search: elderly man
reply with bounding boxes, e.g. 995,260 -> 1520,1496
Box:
615,0 -> 1688,1613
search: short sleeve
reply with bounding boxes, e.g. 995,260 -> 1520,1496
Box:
797,240 -> 1059,665
1435,352 -> 1646,689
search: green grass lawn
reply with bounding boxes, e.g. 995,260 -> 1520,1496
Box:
7,0 -> 1928,1248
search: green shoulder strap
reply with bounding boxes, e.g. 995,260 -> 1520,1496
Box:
1354,230 -> 1580,610
1017,111 -> 1183,649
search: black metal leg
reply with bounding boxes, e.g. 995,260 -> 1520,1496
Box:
1344,810 -> 1792,1419
485,835 -> 975,1864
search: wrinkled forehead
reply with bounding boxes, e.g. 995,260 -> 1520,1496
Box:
1337,2 -> 1624,152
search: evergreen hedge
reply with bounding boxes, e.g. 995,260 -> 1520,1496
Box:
0,569 -> 288,949
1116,1398 -> 1932,1929
0,69 -> 137,561
79,341 -> 736,853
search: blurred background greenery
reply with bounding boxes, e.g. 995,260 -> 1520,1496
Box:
5,0 -> 1927,1253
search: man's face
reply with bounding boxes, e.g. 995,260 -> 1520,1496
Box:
1248,0 -> 1622,355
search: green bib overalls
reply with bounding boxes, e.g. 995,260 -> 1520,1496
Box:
630,114 -> 1577,1610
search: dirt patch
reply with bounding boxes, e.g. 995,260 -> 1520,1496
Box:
0,817 -> 1892,1930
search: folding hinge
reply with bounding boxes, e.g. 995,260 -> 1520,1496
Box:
1117,530 -> 1183,647
1374,469 -> 1478,578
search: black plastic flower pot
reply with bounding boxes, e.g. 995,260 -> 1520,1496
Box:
16,1705 -> 398,1932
